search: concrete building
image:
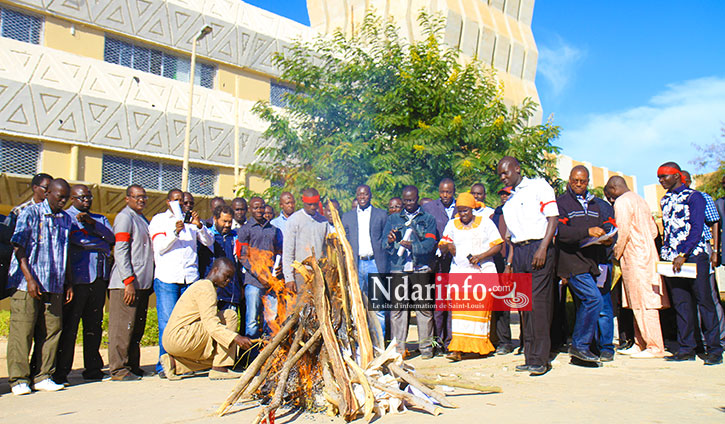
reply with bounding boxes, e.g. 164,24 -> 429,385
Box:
308,0 -> 541,122
0,0 -> 311,218
0,0 -> 634,219
557,153 -> 638,194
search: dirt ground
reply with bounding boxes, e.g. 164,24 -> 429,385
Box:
0,325 -> 723,424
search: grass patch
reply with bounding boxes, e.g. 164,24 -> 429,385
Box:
0,308 -> 160,347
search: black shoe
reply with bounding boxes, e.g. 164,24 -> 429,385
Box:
528,364 -> 550,376
496,345 -> 514,355
515,364 -> 530,372
130,368 -> 152,377
618,339 -> 634,350
703,353 -> 723,366
53,376 -> 70,387
599,351 -> 615,362
111,373 -> 141,382
568,346 -> 600,363
665,352 -> 696,362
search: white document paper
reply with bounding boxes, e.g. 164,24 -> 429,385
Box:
580,227 -> 618,248
169,200 -> 184,221
656,261 -> 697,279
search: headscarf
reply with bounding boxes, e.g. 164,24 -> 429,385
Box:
456,192 -> 482,209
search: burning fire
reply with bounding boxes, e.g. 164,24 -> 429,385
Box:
242,246 -> 296,335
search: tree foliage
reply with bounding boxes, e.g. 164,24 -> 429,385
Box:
692,127 -> 725,199
243,12 -> 561,209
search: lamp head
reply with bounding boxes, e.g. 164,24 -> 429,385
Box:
197,25 -> 213,41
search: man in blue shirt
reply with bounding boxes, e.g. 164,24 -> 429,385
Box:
658,162 -> 722,365
198,204 -> 243,336
270,192 -> 296,235
6,179 -> 93,395
238,197 -> 283,340
54,184 -> 115,385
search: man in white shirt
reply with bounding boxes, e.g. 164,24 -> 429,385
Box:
342,185 -> 389,341
149,189 -> 214,377
470,183 -> 496,219
271,192 -> 296,235
497,156 -> 559,376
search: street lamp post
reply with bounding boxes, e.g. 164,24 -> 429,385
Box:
181,25 -> 213,192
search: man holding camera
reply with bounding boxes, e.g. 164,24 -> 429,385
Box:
149,189 -> 214,377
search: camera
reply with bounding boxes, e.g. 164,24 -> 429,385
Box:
183,211 -> 193,224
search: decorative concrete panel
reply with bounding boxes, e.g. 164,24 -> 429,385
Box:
0,36 -> 270,168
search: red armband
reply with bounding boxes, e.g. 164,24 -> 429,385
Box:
123,275 -> 135,286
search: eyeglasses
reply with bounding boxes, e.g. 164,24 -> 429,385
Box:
129,195 -> 148,200
73,195 -> 93,201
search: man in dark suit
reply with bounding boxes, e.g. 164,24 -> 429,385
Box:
343,184 -> 389,341
422,178 -> 456,354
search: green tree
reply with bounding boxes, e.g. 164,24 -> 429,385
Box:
243,12 -> 560,209
692,127 -> 725,199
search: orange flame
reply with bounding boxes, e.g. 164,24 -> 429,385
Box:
243,246 -> 296,335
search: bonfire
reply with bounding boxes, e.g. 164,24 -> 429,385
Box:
215,203 -> 497,423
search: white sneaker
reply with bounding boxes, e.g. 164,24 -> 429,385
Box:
618,345 -> 642,355
34,378 -> 65,392
11,383 -> 31,396
631,350 -> 657,359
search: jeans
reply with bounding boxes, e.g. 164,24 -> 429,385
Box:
567,272 -> 603,352
597,278 -> 615,354
359,258 -> 387,341
244,284 -> 277,338
154,279 -> 188,373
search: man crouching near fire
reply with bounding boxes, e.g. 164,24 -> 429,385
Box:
160,258 -> 253,380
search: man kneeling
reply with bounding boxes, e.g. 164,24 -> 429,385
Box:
160,258 -> 252,380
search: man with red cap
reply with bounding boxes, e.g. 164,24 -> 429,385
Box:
282,188 -> 328,294
658,162 -> 722,365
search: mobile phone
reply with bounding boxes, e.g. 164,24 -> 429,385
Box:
467,254 -> 473,260
183,211 -> 193,223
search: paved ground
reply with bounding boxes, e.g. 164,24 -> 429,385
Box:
0,332 -> 723,423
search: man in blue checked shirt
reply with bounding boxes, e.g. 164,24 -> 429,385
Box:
198,204 -> 243,336
682,170 -> 725,349
6,179 -> 104,396
54,184 -> 115,385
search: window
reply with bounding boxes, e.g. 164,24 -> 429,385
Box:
101,154 -> 216,195
104,37 -> 215,89
0,7 -> 42,44
0,140 -> 40,176
270,81 -> 295,107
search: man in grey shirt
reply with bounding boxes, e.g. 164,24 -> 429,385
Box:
107,185 -> 155,381
282,188 -> 328,294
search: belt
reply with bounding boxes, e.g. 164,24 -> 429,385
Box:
359,255 -> 375,261
513,238 -> 542,247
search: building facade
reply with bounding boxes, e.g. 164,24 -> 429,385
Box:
0,0 -> 310,217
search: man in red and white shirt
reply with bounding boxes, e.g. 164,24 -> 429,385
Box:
497,156 -> 559,376
149,189 -> 214,377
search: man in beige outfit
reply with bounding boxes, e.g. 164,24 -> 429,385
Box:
160,258 -> 252,380
605,176 -> 670,358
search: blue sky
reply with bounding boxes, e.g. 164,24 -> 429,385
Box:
245,1 -> 725,192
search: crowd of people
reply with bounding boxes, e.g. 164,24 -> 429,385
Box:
2,156 -> 724,396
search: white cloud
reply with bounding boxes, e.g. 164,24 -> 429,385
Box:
537,37 -> 585,98
558,76 -> 725,191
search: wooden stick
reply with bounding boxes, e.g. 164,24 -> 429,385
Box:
369,379 -> 443,416
216,308 -> 301,416
343,355 -> 376,423
327,201 -> 374,368
387,363 -> 456,408
416,376 -> 502,394
252,325 -> 314,424
309,257 -> 359,420
330,236 -> 353,342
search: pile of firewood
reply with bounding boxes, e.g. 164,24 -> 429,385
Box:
215,204 -> 489,423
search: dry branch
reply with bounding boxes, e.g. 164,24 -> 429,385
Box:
309,257 -> 358,420
387,363 -> 456,408
327,202 -> 374,367
217,309 -> 301,416
369,379 -> 443,416
417,376 -> 502,394
343,355 -> 376,423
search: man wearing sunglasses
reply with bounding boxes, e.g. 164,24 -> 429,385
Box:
54,185 -> 114,385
